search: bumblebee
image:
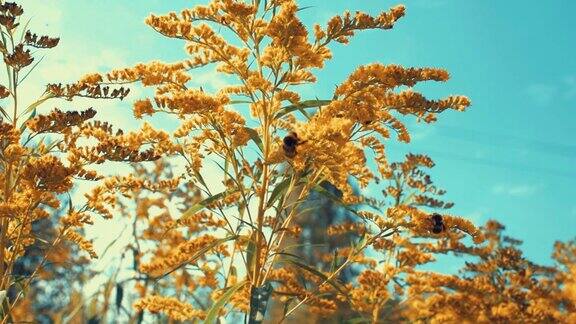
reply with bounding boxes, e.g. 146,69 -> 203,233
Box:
283,131 -> 305,158
431,213 -> 446,234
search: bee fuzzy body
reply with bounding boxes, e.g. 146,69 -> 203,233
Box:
430,213 -> 446,234
283,132 -> 303,158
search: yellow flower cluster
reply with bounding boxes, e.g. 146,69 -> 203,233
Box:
86,173 -> 180,219
26,107 -> 97,133
350,270 -> 391,322
134,295 -> 205,321
400,221 -> 576,323
63,230 -> 97,259
1,109 -> 119,264
139,234 -> 229,277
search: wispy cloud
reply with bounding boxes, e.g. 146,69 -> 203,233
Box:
17,5 -> 137,130
563,76 -> 576,99
17,0 -> 144,269
412,0 -> 448,9
525,75 -> 576,106
190,69 -> 232,92
525,83 -> 557,106
492,184 -> 539,197
464,207 -> 490,225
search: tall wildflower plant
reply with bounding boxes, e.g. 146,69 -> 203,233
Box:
403,221 -> 576,323
0,1 -> 152,321
87,0 -> 481,322
270,153 -> 478,322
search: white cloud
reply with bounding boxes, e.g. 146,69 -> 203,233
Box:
19,1 -> 63,33
14,0 -> 144,271
492,183 -> 539,197
412,0 -> 448,9
473,148 -> 489,159
525,76 -> 576,106
463,207 -> 491,225
190,69 -> 232,92
563,76 -> 576,99
14,0 -> 141,131
525,83 -> 557,106
410,120 -> 436,141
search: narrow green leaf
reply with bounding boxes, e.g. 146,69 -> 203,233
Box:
295,205 -> 321,216
178,191 -> 231,223
282,297 -> 295,318
253,159 -> 263,182
18,55 -> 44,86
231,215 -> 259,232
312,184 -> 360,216
223,158 -> 230,183
344,317 -> 371,324
297,6 -> 314,12
245,232 -> 257,274
279,254 -> 348,296
237,201 -> 246,221
278,243 -> 328,252
21,94 -> 52,118
156,235 -> 239,279
45,139 -> 62,153
115,283 -> 124,312
0,107 -> 9,120
266,177 -> 291,208
19,18 -> 32,43
274,99 -> 331,119
204,281 -> 247,324
30,137 -> 45,154
355,231 -> 368,251
100,224 -> 127,259
213,159 -> 240,189
19,107 -> 36,132
244,126 -> 263,152
193,169 -> 208,188
229,265 -> 237,278
228,99 -> 252,104
329,249 -> 339,273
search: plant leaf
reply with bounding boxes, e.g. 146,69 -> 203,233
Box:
274,99 -> 331,119
344,317 -> 371,324
18,55 -> 44,86
21,93 -> 53,117
329,249 -> 339,273
266,177 -> 291,208
156,235 -> 239,279
245,231 -> 257,277
297,6 -> 314,12
19,18 -> 32,43
19,107 -> 36,132
228,99 -> 252,104
278,253 -> 348,296
115,283 -> 124,311
179,191 -> 232,224
244,126 -> 263,152
312,184 -> 360,216
204,281 -> 247,324
193,169 -> 208,188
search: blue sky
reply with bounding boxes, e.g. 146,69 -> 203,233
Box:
18,0 -> 576,265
